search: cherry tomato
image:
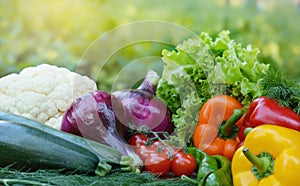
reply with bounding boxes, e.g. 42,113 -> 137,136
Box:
171,151 -> 197,177
151,140 -> 169,154
151,140 -> 180,156
128,133 -> 149,147
135,145 -> 157,161
145,152 -> 171,177
151,140 -> 164,149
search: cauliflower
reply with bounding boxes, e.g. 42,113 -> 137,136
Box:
0,64 -> 97,129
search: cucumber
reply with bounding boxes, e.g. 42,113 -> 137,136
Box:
0,120 -> 103,174
0,111 -> 122,163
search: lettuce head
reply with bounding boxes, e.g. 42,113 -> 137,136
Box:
156,30 -> 269,147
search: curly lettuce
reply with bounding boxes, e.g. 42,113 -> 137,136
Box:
156,30 -> 269,147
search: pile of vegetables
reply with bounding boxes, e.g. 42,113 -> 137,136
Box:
0,30 -> 300,185
156,30 -> 270,147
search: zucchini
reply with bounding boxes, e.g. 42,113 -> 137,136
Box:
0,111 -> 122,163
0,112 -> 140,174
0,120 -> 105,174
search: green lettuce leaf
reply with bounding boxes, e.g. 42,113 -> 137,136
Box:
156,30 -> 269,147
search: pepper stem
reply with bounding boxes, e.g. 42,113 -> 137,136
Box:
243,148 -> 265,171
219,109 -> 243,139
242,148 -> 274,180
244,127 -> 253,137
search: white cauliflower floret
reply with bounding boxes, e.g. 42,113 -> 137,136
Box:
0,64 -> 97,129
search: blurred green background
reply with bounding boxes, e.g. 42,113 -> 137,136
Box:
1,0 -> 300,91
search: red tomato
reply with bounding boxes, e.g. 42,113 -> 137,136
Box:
151,140 -> 168,154
144,152 -> 171,177
171,151 -> 197,177
151,140 -> 164,149
135,145 -> 157,161
128,133 -> 149,147
151,140 -> 180,156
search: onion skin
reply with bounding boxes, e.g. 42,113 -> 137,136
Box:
112,70 -> 173,136
61,91 -> 115,142
60,90 -> 140,160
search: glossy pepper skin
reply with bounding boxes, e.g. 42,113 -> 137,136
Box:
193,95 -> 244,160
182,147 -> 233,186
238,96 -> 300,140
232,125 -> 300,186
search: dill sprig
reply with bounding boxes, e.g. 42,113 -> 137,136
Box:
259,69 -> 300,115
0,166 -> 193,186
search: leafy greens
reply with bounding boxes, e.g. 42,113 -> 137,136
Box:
156,30 -> 269,147
258,69 -> 300,115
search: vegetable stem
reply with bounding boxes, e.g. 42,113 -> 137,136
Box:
219,109 -> 243,138
242,148 -> 272,175
95,160 -> 112,177
244,127 -> 253,137
120,156 -> 140,173
137,70 -> 159,94
149,130 -> 170,147
181,175 -> 199,185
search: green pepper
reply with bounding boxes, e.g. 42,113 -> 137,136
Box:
182,147 -> 233,186
187,147 -> 218,180
206,155 -> 232,186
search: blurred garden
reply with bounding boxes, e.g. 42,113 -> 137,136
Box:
1,0 -> 300,91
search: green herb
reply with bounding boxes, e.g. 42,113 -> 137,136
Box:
259,69 -> 300,115
0,166 -> 193,186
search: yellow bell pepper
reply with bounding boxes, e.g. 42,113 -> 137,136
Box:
232,124 -> 300,186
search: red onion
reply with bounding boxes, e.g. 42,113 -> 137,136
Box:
60,90 -> 141,165
112,70 -> 173,136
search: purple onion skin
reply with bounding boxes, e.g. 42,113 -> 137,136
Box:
60,90 -> 138,158
112,71 -> 173,136
61,91 -> 116,141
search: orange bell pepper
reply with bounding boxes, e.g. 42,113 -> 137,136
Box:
193,95 -> 244,160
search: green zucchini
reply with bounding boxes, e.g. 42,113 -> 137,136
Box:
0,111 -> 122,163
0,120 -> 107,174
0,112 -> 141,174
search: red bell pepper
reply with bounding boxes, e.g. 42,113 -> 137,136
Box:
238,96 -> 300,141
